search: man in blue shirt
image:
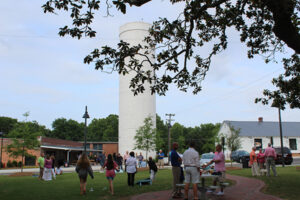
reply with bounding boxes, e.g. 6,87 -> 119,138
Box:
171,142 -> 183,198
158,149 -> 165,169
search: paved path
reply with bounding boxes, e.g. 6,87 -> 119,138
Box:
0,166 -> 102,175
130,174 -> 282,200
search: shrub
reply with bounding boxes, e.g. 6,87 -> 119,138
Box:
7,160 -> 13,168
18,161 -> 23,167
12,160 -> 18,167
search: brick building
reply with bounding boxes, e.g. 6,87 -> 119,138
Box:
0,136 -> 118,167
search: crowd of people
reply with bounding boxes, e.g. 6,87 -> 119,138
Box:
37,150 -> 158,196
171,142 -> 226,199
37,144 -> 227,199
249,143 -> 277,177
37,152 -> 63,181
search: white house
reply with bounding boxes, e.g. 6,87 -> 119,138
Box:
218,117 -> 300,159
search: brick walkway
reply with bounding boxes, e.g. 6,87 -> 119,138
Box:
130,174 -> 282,200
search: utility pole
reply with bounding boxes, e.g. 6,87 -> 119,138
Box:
0,131 -> 3,169
166,114 -> 175,164
278,107 -> 285,167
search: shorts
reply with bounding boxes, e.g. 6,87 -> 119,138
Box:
106,176 -> 114,180
213,171 -> 226,183
184,167 -> 199,184
158,159 -> 164,166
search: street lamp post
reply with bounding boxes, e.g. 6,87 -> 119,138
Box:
0,131 -> 4,169
82,106 -> 90,154
278,107 -> 285,167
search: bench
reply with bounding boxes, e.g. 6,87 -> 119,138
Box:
136,178 -> 152,186
176,183 -> 203,190
208,183 -> 229,191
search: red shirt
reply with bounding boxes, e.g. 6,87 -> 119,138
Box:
104,161 -> 118,178
257,152 -> 265,163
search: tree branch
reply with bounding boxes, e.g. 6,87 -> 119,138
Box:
264,0 -> 300,53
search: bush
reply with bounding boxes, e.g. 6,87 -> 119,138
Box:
7,160 -> 13,168
18,161 -> 23,167
12,160 -> 18,167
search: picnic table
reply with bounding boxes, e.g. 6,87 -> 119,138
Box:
199,173 -> 218,200
176,173 -> 228,200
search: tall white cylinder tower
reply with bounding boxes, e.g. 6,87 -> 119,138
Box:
119,22 -> 156,158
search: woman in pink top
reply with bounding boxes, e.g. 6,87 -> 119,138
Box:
104,154 -> 119,195
257,149 -> 265,169
43,154 -> 53,181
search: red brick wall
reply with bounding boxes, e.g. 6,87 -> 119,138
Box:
103,143 -> 118,155
0,138 -> 41,167
42,137 -> 82,147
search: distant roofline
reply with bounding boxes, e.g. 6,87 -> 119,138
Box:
223,120 -> 300,123
79,141 -> 118,144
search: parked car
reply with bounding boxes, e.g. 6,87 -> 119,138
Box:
230,150 -> 250,163
200,153 -> 215,169
265,147 -> 293,165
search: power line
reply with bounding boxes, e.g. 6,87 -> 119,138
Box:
175,67 -> 284,114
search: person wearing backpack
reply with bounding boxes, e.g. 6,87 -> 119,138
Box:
75,153 -> 94,195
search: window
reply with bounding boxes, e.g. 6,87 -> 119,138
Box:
93,144 -> 103,150
84,144 -> 90,150
254,138 -> 262,150
289,139 -> 297,150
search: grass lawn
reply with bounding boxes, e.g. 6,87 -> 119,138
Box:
227,166 -> 300,200
0,169 -> 173,200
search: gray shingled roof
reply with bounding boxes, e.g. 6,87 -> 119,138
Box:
224,121 -> 300,137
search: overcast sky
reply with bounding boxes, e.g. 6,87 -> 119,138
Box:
0,0 -> 299,129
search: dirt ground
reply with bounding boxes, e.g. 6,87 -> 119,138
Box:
8,172 -> 36,177
226,166 -> 242,171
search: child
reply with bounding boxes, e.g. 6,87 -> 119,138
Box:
104,154 -> 119,195
75,153 -> 94,195
148,156 -> 157,183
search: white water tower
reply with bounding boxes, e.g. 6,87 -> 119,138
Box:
118,22 -> 156,158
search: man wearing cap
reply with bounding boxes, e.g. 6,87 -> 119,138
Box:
171,142 -> 183,198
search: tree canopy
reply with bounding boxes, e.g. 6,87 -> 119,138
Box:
0,116 -> 18,134
88,114 -> 118,141
43,0 -> 299,108
48,118 -> 85,141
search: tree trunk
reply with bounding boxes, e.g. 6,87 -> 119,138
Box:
21,143 -> 24,173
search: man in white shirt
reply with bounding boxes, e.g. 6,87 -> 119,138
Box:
183,141 -> 200,200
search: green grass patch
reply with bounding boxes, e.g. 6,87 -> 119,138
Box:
0,169 -> 235,200
0,169 -> 172,200
227,166 -> 300,200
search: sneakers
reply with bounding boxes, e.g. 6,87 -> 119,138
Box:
216,191 -> 224,196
